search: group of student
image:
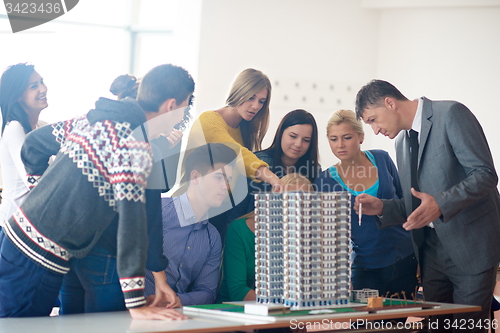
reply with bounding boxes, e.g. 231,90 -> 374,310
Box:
0,62 -> 499,333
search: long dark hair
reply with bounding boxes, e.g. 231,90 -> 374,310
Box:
261,109 -> 320,181
0,63 -> 35,135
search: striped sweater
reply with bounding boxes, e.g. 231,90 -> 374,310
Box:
3,97 -> 153,309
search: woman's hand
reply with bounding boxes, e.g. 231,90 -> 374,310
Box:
166,129 -> 183,148
271,182 -> 284,192
256,166 -> 284,192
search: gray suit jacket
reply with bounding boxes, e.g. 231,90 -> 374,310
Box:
379,97 -> 500,274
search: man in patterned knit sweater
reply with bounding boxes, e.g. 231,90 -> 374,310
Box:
0,64 -> 194,320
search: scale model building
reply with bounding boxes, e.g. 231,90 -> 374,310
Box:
351,288 -> 379,302
254,191 -> 351,310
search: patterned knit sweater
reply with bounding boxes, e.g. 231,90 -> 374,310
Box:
3,97 -> 152,309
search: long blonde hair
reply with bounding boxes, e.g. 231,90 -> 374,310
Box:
226,68 -> 271,152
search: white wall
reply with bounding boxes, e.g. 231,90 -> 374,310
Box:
0,0 -> 202,188
196,0 -> 500,176
195,0 -> 380,168
374,4 -> 500,167
0,0 -> 202,124
0,1 -> 131,123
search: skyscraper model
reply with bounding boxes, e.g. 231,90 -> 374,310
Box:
255,191 -> 351,309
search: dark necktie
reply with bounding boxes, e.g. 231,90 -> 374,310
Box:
409,129 -> 421,210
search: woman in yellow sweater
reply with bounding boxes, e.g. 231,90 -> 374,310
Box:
187,68 -> 283,190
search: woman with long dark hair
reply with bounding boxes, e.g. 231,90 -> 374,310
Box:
252,108 -> 320,190
228,109 -> 321,221
0,63 -> 48,229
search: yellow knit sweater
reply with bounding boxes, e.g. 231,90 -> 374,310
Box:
187,111 -> 268,179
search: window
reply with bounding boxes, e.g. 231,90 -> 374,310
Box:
0,0 -> 201,123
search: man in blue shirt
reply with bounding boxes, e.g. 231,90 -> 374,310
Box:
145,143 -> 237,307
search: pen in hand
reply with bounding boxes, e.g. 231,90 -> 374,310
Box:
358,203 -> 362,226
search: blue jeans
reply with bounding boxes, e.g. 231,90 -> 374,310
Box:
0,232 -> 64,317
59,245 -> 126,314
351,254 -> 418,298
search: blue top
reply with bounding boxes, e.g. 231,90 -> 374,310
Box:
144,193 -> 222,306
314,149 -> 414,269
328,150 -> 379,197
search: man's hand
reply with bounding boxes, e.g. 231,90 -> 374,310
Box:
129,306 -> 187,320
403,188 -> 442,230
150,271 -> 182,308
354,193 -> 383,216
148,291 -> 182,309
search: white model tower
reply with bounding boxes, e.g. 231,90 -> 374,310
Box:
255,191 -> 351,309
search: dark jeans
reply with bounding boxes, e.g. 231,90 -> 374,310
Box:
352,254 -> 418,299
59,245 -> 125,314
0,232 -> 63,317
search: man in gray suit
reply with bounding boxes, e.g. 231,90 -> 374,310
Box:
354,79 -> 500,332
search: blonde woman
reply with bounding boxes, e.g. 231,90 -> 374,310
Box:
218,173 -> 313,302
314,109 -> 417,297
186,68 -> 282,190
